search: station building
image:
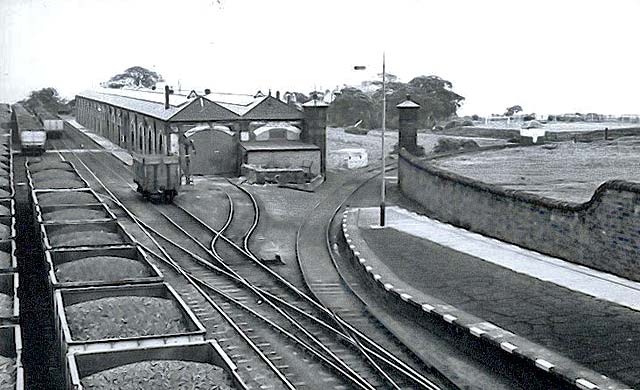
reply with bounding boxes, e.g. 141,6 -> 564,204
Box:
75,87 -> 328,183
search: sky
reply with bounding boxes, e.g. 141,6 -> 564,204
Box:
1,0 -> 639,116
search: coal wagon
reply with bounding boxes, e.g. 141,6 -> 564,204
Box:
132,153 -> 180,203
12,104 -> 47,155
33,106 -> 64,139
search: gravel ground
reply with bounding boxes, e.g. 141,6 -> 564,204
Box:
56,256 -> 151,282
66,296 -> 188,341
433,137 -> 640,202
81,360 -> 232,390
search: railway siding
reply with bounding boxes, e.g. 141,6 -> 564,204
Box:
0,118 -> 22,390
23,152 -> 243,390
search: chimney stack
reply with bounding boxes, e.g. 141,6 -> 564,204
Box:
164,85 -> 170,109
276,90 -> 280,100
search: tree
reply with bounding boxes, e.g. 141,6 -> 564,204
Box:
505,105 -> 523,117
371,75 -> 464,129
106,66 -> 164,89
327,87 -> 375,128
19,87 -> 68,114
327,74 -> 464,130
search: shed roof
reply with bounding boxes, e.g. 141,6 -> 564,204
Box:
77,87 -> 297,121
77,89 -> 183,121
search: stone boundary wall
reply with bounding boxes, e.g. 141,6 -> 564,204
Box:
398,149 -> 640,282
436,125 -> 640,141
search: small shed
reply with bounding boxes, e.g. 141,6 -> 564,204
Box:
335,148 -> 368,169
240,141 -> 320,183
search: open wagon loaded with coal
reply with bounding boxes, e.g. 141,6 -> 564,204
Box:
0,136 -> 12,201
33,189 -> 101,207
0,201 -> 15,270
46,246 -> 162,289
67,341 -> 243,390
0,325 -> 23,390
53,283 -> 207,382
39,220 -> 134,250
26,160 -> 89,190
0,274 -> 18,324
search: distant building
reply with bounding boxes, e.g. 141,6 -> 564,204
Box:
75,87 -> 328,183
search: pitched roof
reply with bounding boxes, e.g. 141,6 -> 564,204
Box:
77,87 -> 299,121
302,99 -> 329,108
396,99 -> 420,108
77,89 -> 184,121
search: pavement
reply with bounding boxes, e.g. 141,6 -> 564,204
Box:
63,119 -> 133,166
344,205 -> 639,389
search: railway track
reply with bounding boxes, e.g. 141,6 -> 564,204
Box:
46,128 -> 450,390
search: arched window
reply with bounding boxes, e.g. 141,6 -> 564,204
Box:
148,125 -> 154,154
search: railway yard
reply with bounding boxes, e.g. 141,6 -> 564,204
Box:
0,102 -> 637,389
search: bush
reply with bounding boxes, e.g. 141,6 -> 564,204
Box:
344,126 -> 369,135
444,119 -> 474,129
471,114 -> 480,121
433,138 -> 479,154
444,121 -> 458,130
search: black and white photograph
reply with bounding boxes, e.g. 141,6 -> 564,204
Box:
1,0 -> 639,389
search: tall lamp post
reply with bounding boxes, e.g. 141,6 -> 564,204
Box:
354,52 -> 387,227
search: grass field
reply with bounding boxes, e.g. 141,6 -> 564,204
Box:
475,120 -> 636,132
326,127 -> 508,170
433,137 -> 640,202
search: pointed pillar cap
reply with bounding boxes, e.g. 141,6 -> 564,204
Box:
397,94 -> 420,108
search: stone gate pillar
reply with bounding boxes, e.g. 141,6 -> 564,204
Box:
302,98 -> 329,176
397,96 -> 422,155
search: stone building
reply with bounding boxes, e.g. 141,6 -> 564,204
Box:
75,87 -> 328,182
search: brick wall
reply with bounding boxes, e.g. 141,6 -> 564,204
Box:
245,150 -> 320,176
398,149 -> 640,281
